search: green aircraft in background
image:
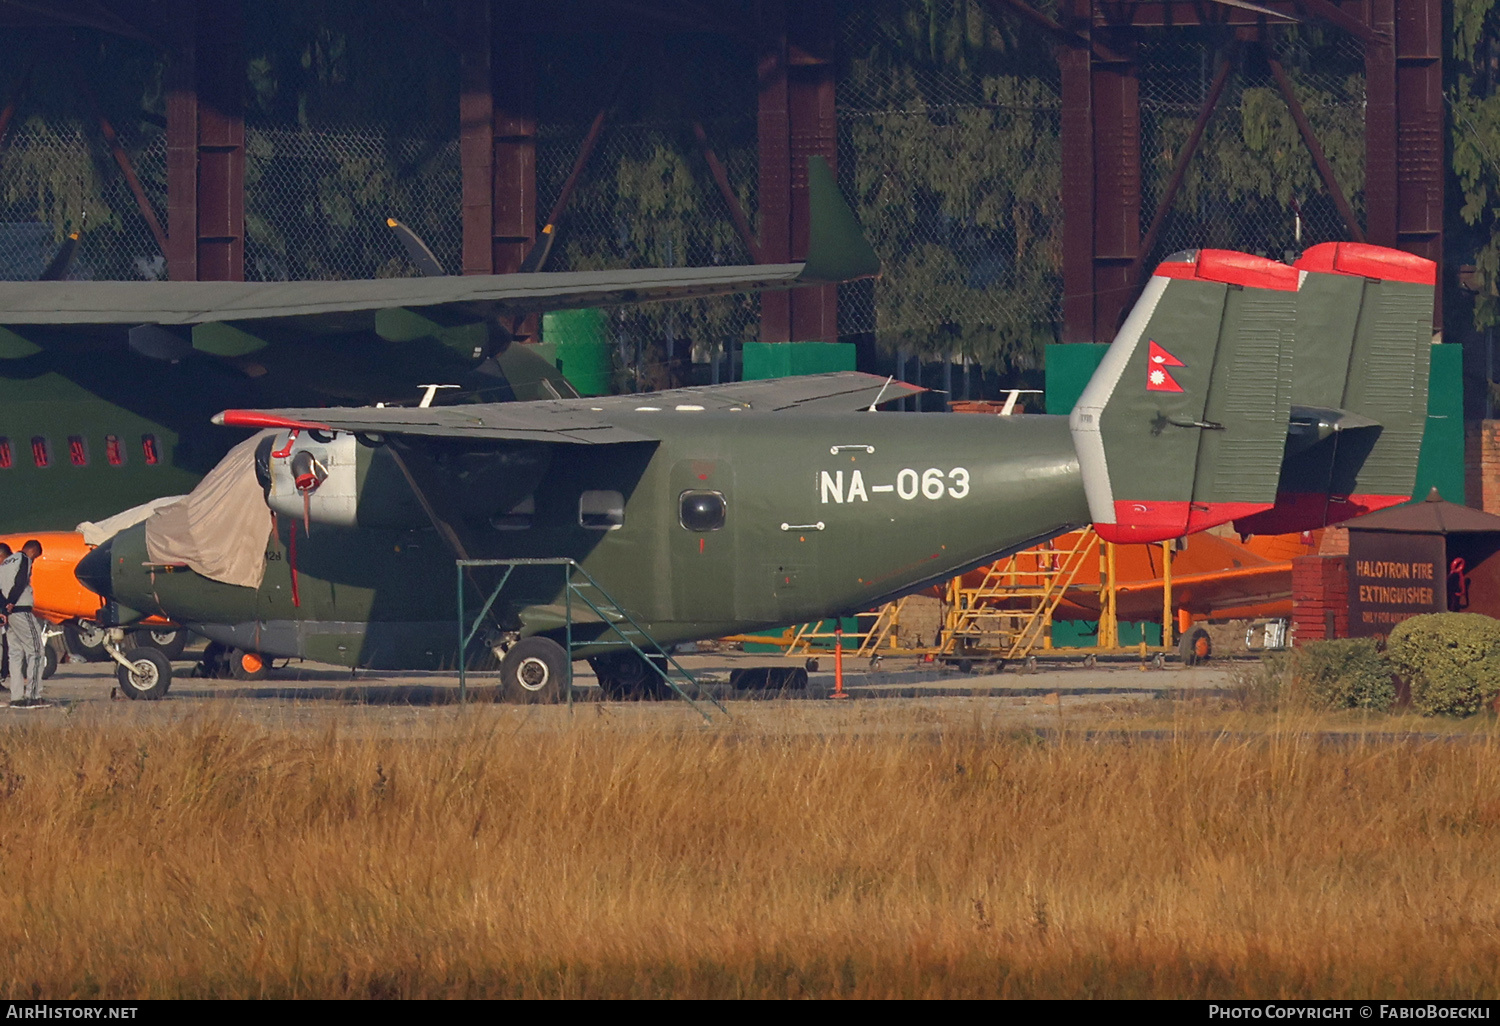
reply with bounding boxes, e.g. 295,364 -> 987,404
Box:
0,157 -> 875,532
76,241 -> 1437,701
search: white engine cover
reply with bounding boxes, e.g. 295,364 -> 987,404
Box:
265,430 -> 360,528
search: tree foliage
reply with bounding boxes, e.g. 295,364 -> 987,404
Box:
1452,0 -> 1500,329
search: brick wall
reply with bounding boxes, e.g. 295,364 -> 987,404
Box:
1465,420 -> 1500,515
1292,555 -> 1349,643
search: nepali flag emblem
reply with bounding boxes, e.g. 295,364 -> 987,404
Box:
1146,340 -> 1185,393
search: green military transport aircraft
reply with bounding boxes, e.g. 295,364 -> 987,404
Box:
0,157 -> 874,533
74,241 -> 1437,701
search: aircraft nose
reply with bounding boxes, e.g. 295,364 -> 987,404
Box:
75,539 -> 114,599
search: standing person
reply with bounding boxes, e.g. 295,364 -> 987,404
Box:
0,541 -> 49,709
0,543 -> 10,690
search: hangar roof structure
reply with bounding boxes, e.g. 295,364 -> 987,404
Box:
0,0 -> 1443,349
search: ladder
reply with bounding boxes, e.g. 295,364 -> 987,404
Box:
456,557 -> 726,721
938,529 -> 1098,662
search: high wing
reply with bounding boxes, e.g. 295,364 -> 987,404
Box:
0,157 -> 875,353
0,262 -> 843,332
212,371 -> 925,443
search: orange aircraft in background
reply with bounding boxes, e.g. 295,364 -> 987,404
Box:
939,529 -> 1313,624
0,532 -> 189,662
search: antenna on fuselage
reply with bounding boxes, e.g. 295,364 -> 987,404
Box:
417,384 -> 460,408
866,376 -> 895,412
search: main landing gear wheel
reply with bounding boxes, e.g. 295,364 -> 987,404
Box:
63,619 -> 109,662
729,666 -> 808,691
502,637 -> 567,704
588,650 -> 669,701
133,626 -> 188,662
229,649 -> 270,681
116,647 -> 171,700
1179,627 -> 1212,667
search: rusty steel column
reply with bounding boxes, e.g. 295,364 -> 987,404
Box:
165,1 -> 197,282
1365,0 -> 1442,328
459,1 -> 536,297
1395,0 -> 1443,327
758,0 -> 837,344
458,0 -> 495,275
1090,28 -> 1140,340
490,8 -> 536,276
1364,0 -> 1398,250
757,0 -> 792,343
1058,1 -> 1094,344
166,0 -> 244,281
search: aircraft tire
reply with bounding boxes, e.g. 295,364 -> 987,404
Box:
229,649 -> 271,681
116,647 -> 171,700
1179,627 -> 1212,667
63,619 -> 110,662
132,626 -> 188,662
589,650 -> 673,701
502,637 -> 566,704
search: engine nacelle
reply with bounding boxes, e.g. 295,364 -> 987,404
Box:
264,430 -> 360,527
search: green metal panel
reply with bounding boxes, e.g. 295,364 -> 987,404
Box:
1051,620 -> 1163,648
1044,343 -> 1108,414
541,308 -> 613,397
742,341 -> 855,380
1412,344 -> 1464,503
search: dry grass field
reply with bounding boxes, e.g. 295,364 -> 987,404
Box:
2,703 -> 1498,999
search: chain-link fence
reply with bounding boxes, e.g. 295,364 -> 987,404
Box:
1139,28 -> 1367,269
0,0 -> 1371,393
0,120 -> 165,281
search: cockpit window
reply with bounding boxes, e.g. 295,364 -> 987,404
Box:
679,490 -> 727,532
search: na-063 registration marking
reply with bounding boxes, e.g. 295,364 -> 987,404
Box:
819,468 -> 970,504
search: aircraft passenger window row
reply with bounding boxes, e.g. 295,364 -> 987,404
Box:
579,490 -> 625,530
0,434 -> 161,469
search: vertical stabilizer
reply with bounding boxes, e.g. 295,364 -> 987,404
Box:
1069,249 -> 1299,543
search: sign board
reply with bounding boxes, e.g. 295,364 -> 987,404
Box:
1347,532 -> 1446,637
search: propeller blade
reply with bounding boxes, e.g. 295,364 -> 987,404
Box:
505,223 -> 561,343
1203,0 -> 1300,20
386,218 -> 447,277
40,212 -> 86,281
39,233 -> 79,281
516,222 -> 558,275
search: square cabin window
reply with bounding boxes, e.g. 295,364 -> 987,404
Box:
489,495 -> 535,531
579,490 -> 625,530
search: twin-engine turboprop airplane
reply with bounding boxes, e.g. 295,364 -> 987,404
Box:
0,157 -> 874,532
75,242 -> 1436,701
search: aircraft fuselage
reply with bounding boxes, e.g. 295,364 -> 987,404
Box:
89,411 -> 1089,669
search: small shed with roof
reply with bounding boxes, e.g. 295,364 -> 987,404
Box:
1345,489 -> 1500,636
